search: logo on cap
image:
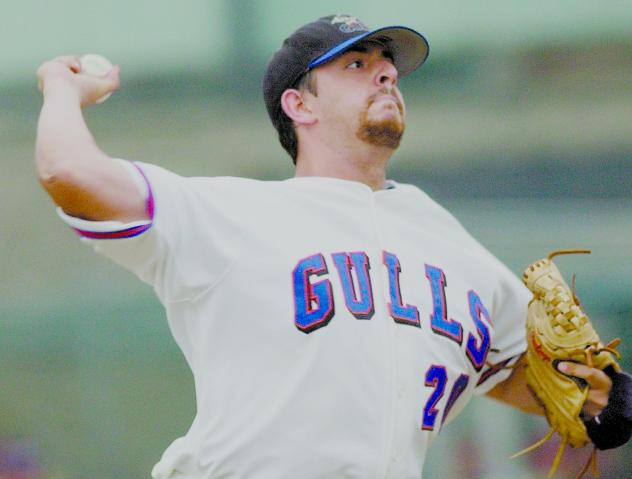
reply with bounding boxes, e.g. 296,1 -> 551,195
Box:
330,15 -> 369,34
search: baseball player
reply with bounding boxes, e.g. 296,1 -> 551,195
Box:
35,14 -> 630,479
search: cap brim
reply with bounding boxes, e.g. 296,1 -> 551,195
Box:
308,26 -> 429,77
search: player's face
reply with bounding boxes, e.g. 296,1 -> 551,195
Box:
311,42 -> 406,149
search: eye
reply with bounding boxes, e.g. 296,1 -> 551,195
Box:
347,59 -> 364,69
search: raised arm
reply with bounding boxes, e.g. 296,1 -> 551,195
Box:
35,55 -> 147,222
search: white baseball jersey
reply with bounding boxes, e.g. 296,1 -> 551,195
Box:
58,160 -> 530,479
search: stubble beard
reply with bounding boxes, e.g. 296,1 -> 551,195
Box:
356,94 -> 405,150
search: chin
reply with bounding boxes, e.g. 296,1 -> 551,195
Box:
356,101 -> 405,149
357,120 -> 405,150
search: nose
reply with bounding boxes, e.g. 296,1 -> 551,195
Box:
375,59 -> 398,89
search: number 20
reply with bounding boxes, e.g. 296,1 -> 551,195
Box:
421,365 -> 470,431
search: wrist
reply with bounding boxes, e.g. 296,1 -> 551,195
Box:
42,77 -> 82,104
584,369 -> 632,450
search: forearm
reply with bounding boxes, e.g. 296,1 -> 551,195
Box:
486,355 -> 545,416
34,58 -> 145,222
36,80 -> 107,184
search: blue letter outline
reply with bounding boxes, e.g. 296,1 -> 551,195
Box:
332,252 -> 375,320
425,264 -> 463,344
293,253 -> 335,334
383,251 -> 420,328
465,290 -> 492,371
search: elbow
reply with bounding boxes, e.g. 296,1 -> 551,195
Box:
35,145 -> 73,194
37,167 -> 72,198
34,144 -> 94,213
35,139 -> 103,194
36,150 -> 60,188
36,160 -> 81,212
33,146 -> 126,221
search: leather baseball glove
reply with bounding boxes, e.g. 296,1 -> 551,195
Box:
513,250 -> 623,478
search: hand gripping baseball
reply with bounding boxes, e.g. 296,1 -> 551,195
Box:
37,54 -> 120,107
512,250 -> 629,479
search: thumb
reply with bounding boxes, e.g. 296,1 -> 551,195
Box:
104,65 -> 121,91
90,65 -> 120,106
81,66 -> 120,107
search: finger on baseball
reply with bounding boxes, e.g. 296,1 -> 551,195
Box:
97,65 -> 121,98
59,55 -> 82,72
106,65 -> 121,89
47,55 -> 82,73
557,362 -> 612,390
36,55 -> 81,83
80,67 -> 120,107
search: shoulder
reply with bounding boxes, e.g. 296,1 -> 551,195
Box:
387,181 -> 467,230
387,180 -> 441,205
135,161 -> 289,198
388,181 -> 524,279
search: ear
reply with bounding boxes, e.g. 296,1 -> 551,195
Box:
280,89 -> 317,126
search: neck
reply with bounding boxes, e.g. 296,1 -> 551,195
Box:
294,140 -> 392,191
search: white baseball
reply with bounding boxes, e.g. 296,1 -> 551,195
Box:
79,54 -> 114,104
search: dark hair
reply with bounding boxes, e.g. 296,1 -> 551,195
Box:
275,71 -> 317,164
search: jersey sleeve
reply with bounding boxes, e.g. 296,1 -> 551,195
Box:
57,160 -> 241,304
473,261 -> 531,395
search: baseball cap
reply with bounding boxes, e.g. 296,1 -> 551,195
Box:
263,14 -> 429,128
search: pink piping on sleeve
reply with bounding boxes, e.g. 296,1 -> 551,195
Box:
132,162 -> 155,220
71,162 -> 155,239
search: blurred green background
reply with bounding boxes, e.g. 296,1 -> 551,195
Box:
2,1 -> 631,477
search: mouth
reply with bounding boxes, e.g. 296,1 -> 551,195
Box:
373,94 -> 397,105
370,94 -> 403,115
